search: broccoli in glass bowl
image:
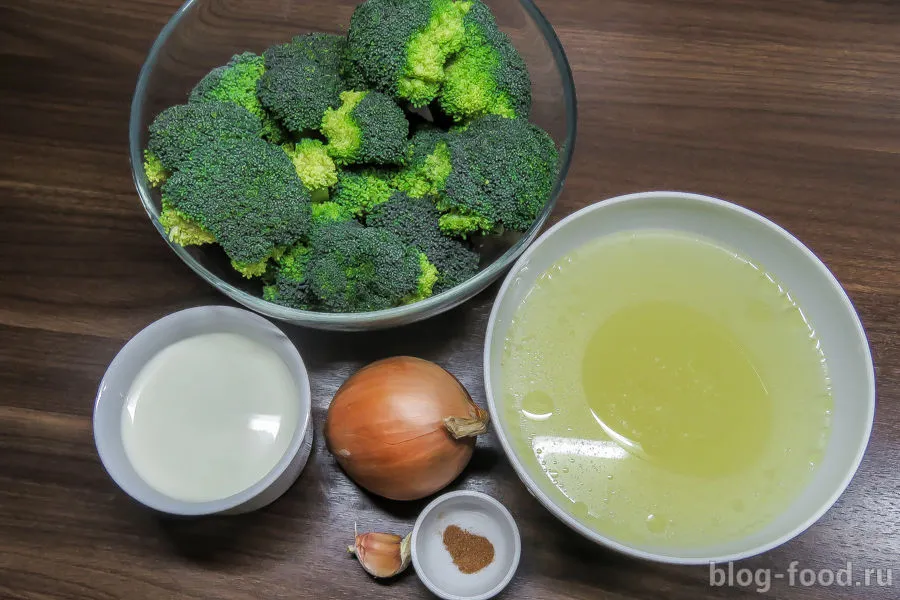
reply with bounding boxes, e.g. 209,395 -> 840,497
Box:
130,0 -> 576,330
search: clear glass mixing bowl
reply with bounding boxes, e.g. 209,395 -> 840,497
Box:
129,0 -> 577,330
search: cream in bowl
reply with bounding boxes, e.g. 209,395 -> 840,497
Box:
484,192 -> 875,563
94,306 -> 312,515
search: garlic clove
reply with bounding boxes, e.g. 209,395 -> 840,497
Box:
349,530 -> 411,578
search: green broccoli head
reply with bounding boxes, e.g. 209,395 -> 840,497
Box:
263,245 -> 315,309
257,34 -> 348,134
158,199 -> 217,247
340,47 -> 370,90
321,90 -> 409,165
146,102 -> 262,174
435,209 -> 495,238
305,220 -> 426,312
161,137 -> 311,276
405,253 -> 439,304
189,52 -> 286,142
443,114 -> 556,232
367,192 -> 481,291
396,116 -> 557,237
282,139 -> 338,202
438,1 -> 532,121
311,201 -> 356,225
391,128 -> 452,198
232,247 -> 288,279
331,169 -> 395,217
345,0 -> 471,106
143,150 -> 168,188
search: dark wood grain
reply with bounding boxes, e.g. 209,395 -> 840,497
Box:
1,0 -> 899,598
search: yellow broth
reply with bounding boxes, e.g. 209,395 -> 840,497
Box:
501,230 -> 832,549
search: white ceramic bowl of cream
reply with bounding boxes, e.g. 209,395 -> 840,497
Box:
94,305 -> 312,516
484,191 -> 875,563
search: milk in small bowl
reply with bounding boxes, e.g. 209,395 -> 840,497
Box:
94,306 -> 312,516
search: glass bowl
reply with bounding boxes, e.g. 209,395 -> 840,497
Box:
129,0 -> 577,331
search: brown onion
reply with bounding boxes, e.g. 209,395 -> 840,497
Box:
325,356 -> 489,501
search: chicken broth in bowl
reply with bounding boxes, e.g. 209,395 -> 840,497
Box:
484,191 -> 875,563
499,229 -> 833,550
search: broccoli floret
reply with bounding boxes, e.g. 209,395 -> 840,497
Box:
305,220 -> 425,312
404,253 -> 439,303
158,199 -> 217,247
438,1 -> 531,121
263,245 -> 315,309
396,116 -> 556,237
166,195 -> 282,279
391,128 -> 452,198
143,150 -> 168,188
161,137 -> 311,277
282,139 -> 338,202
189,52 -> 286,142
345,0 -> 471,106
367,193 -> 480,291
262,284 -> 280,303
146,102 -> 262,174
257,34 -> 348,134
435,210 -> 494,237
442,115 -> 556,233
331,170 -> 395,216
232,247 -> 288,279
311,201 -> 355,224
340,48 -> 370,90
321,90 -> 409,165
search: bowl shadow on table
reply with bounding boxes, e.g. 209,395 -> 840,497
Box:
348,441 -> 507,514
279,281 -> 498,365
147,501 -> 317,568
515,489 -> 716,596
131,447 -> 327,567
153,511 -> 276,565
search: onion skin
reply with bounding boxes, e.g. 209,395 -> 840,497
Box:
325,356 -> 489,501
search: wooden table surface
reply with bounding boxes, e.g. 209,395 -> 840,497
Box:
2,0 -> 898,598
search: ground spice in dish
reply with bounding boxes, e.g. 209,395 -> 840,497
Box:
442,525 -> 495,574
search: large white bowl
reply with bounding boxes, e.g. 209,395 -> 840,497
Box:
484,191 -> 875,564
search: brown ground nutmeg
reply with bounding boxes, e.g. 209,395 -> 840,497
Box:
442,525 -> 495,574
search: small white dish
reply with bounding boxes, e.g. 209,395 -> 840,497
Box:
484,191 -> 876,563
411,491 -> 521,600
93,305 -> 312,516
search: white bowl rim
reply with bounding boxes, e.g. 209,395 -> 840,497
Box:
411,490 -> 522,600
482,190 -> 876,564
93,305 -> 312,515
